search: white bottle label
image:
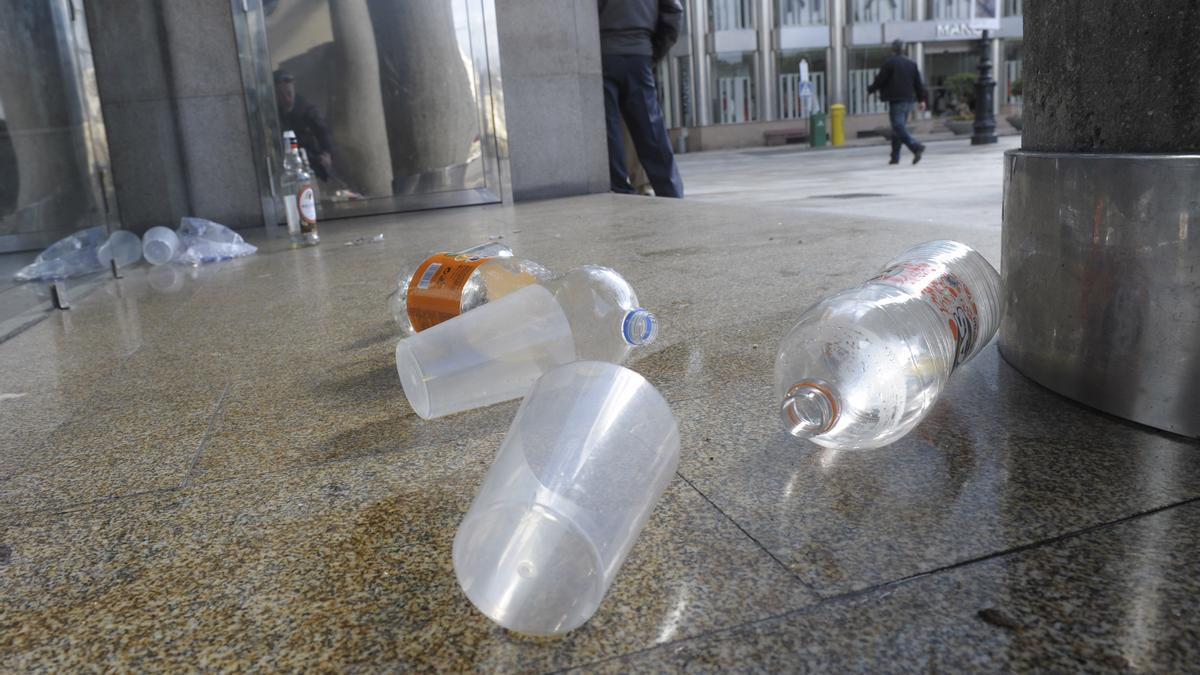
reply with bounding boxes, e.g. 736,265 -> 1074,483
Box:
298,185 -> 317,224
871,262 -> 980,370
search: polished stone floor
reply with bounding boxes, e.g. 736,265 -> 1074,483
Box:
1,192 -> 1197,671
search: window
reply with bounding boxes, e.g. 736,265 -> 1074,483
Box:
778,0 -> 827,26
778,49 -> 827,118
1004,40 -> 1023,105
850,0 -> 906,23
847,47 -> 890,115
712,52 -> 757,123
927,0 -> 972,20
709,0 -> 754,31
1004,0 -> 1022,16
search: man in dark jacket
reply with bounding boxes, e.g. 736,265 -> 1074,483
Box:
274,69 -> 334,181
598,0 -> 684,198
867,40 -> 928,165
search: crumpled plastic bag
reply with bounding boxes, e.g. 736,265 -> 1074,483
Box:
13,226 -> 108,281
176,217 -> 257,265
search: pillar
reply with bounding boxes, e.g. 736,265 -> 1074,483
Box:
999,0 -> 1200,437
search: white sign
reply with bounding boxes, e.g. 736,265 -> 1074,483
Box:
798,58 -> 814,115
970,0 -> 1000,30
936,23 -> 983,38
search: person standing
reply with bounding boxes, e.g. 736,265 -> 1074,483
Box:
867,39 -> 929,165
598,0 -> 684,198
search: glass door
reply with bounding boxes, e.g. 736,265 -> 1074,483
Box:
0,0 -> 117,254
232,0 -> 510,225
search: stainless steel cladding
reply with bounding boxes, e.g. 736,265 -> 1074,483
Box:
1000,150 -> 1200,437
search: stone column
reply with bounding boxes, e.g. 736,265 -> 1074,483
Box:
367,0 -> 478,184
327,0 -> 392,197
999,0 -> 1200,437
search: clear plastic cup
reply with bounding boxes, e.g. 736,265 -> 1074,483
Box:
98,230 -> 142,268
453,361 -> 680,636
395,283 -> 576,419
142,226 -> 181,265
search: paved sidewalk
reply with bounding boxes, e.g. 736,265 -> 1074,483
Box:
679,135 -> 1021,230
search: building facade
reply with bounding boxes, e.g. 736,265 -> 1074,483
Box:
656,0 -> 1024,151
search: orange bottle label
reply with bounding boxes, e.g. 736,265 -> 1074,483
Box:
406,253 -> 491,331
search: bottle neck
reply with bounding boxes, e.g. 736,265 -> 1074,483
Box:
781,379 -> 839,438
622,308 -> 658,346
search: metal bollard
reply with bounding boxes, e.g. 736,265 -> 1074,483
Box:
830,104 -> 846,146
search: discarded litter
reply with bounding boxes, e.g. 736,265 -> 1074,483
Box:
13,227 -> 143,281
98,230 -> 143,269
387,243 -> 553,335
395,265 -> 656,419
774,240 -> 1001,450
453,361 -> 679,636
343,234 -> 385,247
142,226 -> 181,265
176,218 -> 257,265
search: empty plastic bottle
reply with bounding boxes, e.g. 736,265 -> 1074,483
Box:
388,242 -> 553,335
395,265 -> 658,419
774,240 -> 1001,450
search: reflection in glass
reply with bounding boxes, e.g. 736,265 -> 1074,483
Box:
263,0 -> 485,212
778,0 -> 826,26
778,49 -> 826,118
712,52 -> 756,124
0,1 -> 107,251
851,0 -> 905,23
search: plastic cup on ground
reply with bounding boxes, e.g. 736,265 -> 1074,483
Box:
142,226 -> 180,265
395,283 -> 576,419
453,361 -> 680,636
98,230 -> 142,268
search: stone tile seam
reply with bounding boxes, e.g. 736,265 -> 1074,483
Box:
673,471 -> 817,594
553,496 -> 1200,674
180,380 -> 232,488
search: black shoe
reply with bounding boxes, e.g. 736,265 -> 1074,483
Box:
888,158 -> 900,165
912,146 -> 925,165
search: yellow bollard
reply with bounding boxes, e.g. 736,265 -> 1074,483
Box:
830,104 -> 846,146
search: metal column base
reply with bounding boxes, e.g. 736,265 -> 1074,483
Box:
1000,150 -> 1200,437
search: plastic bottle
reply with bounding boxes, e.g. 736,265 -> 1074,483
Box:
282,131 -> 319,246
774,240 -> 1001,450
395,265 -> 658,419
388,243 -> 554,335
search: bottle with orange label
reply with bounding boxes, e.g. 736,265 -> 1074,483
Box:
387,242 -> 554,335
774,241 -> 1001,450
282,131 -> 319,247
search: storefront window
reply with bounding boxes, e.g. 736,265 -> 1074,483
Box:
709,0 -> 754,31
850,0 -> 906,23
1004,0 -> 1023,16
1004,40 -> 1023,105
777,0 -> 827,26
712,52 -> 756,123
926,0 -> 972,20
847,47 -> 889,115
679,56 -> 694,127
777,49 -> 826,118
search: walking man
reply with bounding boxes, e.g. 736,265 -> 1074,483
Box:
599,0 -> 684,198
867,39 -> 928,165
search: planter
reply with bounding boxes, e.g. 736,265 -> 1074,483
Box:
945,119 -> 974,135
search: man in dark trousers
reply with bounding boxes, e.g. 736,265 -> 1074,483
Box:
599,0 -> 684,198
867,39 -> 929,165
